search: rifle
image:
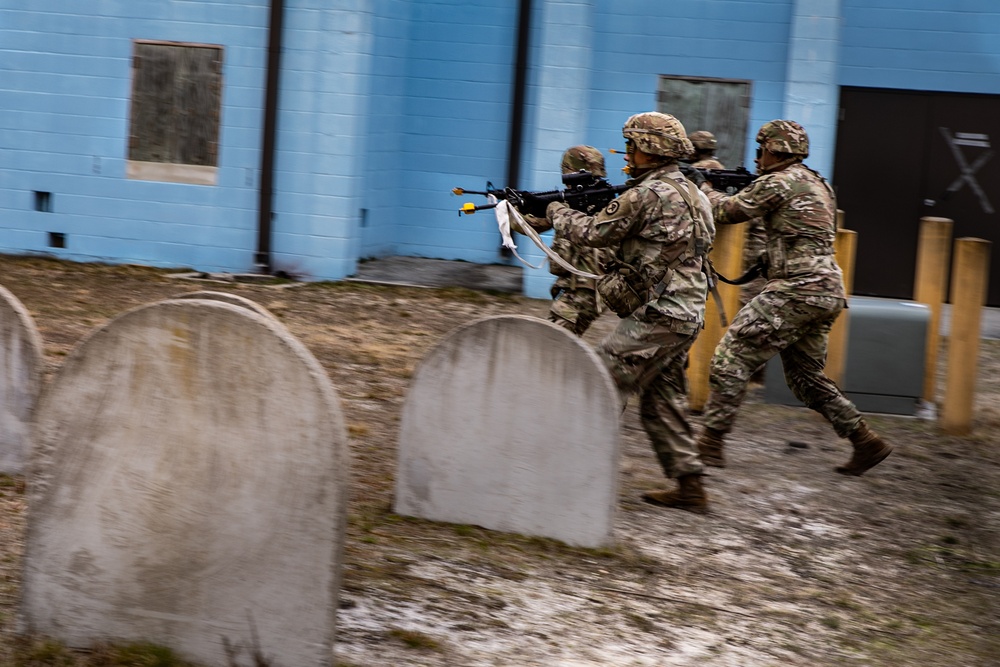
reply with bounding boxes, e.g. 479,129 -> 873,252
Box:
680,164 -> 756,194
454,170 -> 627,217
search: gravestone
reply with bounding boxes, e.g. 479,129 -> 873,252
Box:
395,315 -> 620,547
172,290 -> 277,321
22,299 -> 349,667
0,284 -> 44,474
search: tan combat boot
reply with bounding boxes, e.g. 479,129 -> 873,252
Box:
836,422 -> 893,476
642,474 -> 708,514
696,427 -> 727,468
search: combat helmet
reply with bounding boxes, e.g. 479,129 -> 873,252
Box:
689,130 -> 718,152
622,112 -> 694,159
561,145 -> 606,177
756,120 -> 809,157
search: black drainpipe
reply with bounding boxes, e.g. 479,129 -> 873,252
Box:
255,0 -> 285,273
506,0 -> 532,190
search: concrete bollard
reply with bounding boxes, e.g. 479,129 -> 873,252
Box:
687,223 -> 745,411
825,228 -> 857,385
913,217 -> 953,404
941,237 -> 991,435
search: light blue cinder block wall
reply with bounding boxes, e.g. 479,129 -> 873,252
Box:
0,1 -> 270,272
391,1 -> 519,266
4,0 -> 1000,289
267,3 -> 375,281
841,0 -> 1000,94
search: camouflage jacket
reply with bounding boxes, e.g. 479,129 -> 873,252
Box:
550,165 -> 715,326
520,213 -> 612,291
706,162 -> 844,299
691,157 -> 724,170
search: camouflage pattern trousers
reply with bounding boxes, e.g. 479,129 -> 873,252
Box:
702,291 -> 863,438
598,313 -> 703,479
549,286 -> 601,337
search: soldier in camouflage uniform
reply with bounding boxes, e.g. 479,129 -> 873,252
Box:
688,130 -> 725,170
690,131 -> 768,313
517,146 -> 613,336
696,120 -> 893,476
547,112 -> 717,513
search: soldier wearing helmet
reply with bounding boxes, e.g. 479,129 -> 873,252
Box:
688,130 -> 725,170
514,145 -> 614,335
544,111 -> 717,513
695,120 -> 893,477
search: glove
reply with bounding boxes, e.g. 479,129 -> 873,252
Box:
686,167 -> 707,189
513,192 -> 548,218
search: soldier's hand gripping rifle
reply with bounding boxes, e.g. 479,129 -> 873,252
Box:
453,170 -> 628,217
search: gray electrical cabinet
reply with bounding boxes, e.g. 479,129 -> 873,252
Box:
763,297 -> 930,415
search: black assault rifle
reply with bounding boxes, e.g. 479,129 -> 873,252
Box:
680,164 -> 756,194
454,170 -> 628,217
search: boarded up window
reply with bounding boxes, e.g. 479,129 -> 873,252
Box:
127,41 -> 223,184
657,76 -> 752,170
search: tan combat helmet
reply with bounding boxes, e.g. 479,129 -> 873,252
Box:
689,130 -> 718,152
622,112 -> 694,159
561,145 -> 606,177
756,120 -> 809,157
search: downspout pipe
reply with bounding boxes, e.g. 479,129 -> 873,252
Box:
255,0 -> 285,272
506,0 -> 532,190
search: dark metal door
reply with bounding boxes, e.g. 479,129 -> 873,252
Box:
834,87 -> 1000,305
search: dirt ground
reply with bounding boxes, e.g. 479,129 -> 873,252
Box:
0,256 -> 998,667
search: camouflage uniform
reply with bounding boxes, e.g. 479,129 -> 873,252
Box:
550,113 -> 715,484
689,131 -> 724,171
689,130 -> 766,300
698,120 -> 892,476
550,146 -> 614,335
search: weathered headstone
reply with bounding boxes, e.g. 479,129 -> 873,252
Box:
395,315 -> 620,547
22,299 -> 349,667
171,290 -> 277,321
0,284 -> 44,474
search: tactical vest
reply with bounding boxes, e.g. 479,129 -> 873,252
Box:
597,177 -> 712,318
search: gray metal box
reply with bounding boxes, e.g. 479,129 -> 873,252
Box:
764,297 -> 930,415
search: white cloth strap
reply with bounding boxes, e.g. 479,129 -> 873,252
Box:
491,196 -> 600,280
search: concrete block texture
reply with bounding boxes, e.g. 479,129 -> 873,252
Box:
395,315 -> 620,548
0,284 -> 44,474
21,299 -> 350,667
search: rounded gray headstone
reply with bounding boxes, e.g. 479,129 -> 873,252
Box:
395,315 -> 620,547
0,284 -> 44,474
171,290 -> 277,321
22,299 -> 349,666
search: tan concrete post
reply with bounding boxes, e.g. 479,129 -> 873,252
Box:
913,217 -> 953,404
688,223 -> 745,411
941,237 -> 991,435
824,228 -> 857,385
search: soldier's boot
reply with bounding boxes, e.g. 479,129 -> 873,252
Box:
836,422 -> 893,476
641,474 -> 708,514
696,427 -> 727,468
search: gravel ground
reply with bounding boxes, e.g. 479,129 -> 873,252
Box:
0,256 -> 997,667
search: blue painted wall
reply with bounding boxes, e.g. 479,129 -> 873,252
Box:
0,1 -> 270,272
841,1 -> 1000,94
3,0 -> 1000,291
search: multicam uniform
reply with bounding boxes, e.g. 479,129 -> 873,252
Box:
691,156 -> 725,171
550,146 -> 614,335
702,159 -> 861,437
519,145 -> 613,336
551,161 -> 715,479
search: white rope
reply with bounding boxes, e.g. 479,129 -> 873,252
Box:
490,196 -> 600,280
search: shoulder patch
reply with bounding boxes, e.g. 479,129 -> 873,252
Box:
604,199 -> 621,216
